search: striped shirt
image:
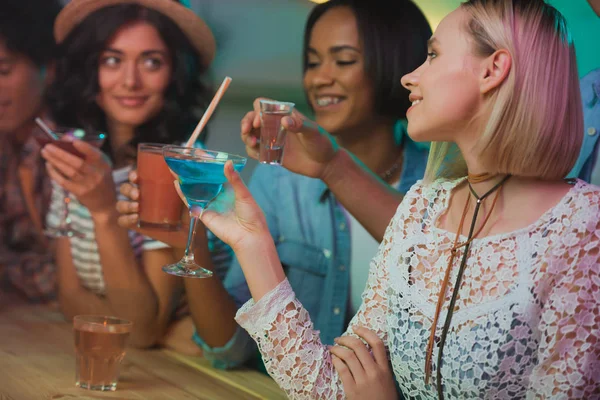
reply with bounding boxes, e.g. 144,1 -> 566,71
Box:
46,165 -> 233,295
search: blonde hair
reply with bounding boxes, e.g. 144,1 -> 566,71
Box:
424,0 -> 583,182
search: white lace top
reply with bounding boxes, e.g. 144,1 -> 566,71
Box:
235,178 -> 600,399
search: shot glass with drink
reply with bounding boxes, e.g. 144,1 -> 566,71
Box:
258,100 -> 295,165
73,315 -> 133,391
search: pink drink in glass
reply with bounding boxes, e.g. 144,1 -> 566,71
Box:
35,135 -> 86,159
73,316 -> 132,391
137,143 -> 182,230
35,131 -> 104,158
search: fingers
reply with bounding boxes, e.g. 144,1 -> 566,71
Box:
41,145 -> 87,181
72,139 -> 104,163
252,96 -> 272,117
119,182 -> 139,201
281,113 -> 320,134
115,199 -> 138,214
252,96 -> 279,128
241,111 -> 259,136
252,97 -> 263,113
330,342 -> 367,384
353,327 -> 388,367
45,163 -> 77,193
245,144 -> 259,160
331,354 -> 356,393
116,181 -> 139,227
241,111 -> 260,160
224,161 -> 254,204
129,169 -> 138,184
198,208 -> 228,244
334,335 -> 377,373
116,205 -> 138,228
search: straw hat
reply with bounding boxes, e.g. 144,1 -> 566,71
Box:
54,0 -> 215,67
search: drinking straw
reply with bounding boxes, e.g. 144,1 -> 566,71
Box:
185,76 -> 232,148
35,117 -> 60,140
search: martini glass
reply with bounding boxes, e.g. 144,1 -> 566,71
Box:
36,126 -> 106,238
162,145 -> 247,278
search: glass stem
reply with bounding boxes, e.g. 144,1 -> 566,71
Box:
182,207 -> 202,265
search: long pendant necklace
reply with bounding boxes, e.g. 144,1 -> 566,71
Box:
424,173 -> 512,400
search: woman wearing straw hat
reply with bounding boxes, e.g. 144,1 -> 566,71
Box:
40,0 -> 229,353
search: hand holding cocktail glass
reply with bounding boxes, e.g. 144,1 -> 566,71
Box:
240,98 -> 339,179
199,161 -> 270,253
37,120 -> 111,237
162,146 -> 246,277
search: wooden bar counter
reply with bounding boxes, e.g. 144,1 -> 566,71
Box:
0,293 -> 286,399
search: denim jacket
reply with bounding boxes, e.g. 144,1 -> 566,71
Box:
568,69 -> 600,181
194,123 -> 429,369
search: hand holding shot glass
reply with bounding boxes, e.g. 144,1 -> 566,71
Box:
258,100 -> 295,165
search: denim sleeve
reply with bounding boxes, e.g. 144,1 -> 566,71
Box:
577,139 -> 599,183
193,165 -> 282,369
569,69 -> 600,180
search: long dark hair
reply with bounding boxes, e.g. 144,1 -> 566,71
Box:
47,4 -> 212,159
303,0 -> 431,120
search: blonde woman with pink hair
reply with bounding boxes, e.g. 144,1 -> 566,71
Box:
198,0 -> 599,398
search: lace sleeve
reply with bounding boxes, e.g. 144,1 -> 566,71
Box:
527,192 -> 600,398
235,191 -> 411,399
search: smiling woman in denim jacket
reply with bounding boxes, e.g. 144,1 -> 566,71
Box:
192,0 -> 432,369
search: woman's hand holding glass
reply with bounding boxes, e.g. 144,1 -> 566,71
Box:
198,160 -> 285,299
115,170 -> 141,227
116,170 -> 189,248
116,162 -> 270,267
41,140 -> 116,218
241,97 -> 340,180
199,160 -> 269,253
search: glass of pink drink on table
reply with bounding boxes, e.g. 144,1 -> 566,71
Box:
35,126 -> 106,238
259,100 -> 295,165
137,143 -> 183,230
73,315 -> 132,391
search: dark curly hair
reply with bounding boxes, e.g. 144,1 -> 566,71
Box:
0,0 -> 62,66
47,3 -> 212,159
303,0 -> 432,120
